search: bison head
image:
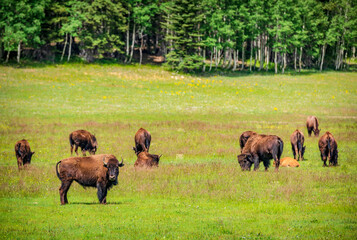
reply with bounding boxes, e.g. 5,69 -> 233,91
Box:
237,153 -> 252,171
314,128 -> 320,137
89,135 -> 98,155
103,157 -> 124,185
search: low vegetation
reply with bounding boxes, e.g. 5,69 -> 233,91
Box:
0,64 -> 356,239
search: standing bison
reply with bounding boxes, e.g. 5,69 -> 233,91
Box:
306,116 -> 320,137
134,152 -> 162,168
290,129 -> 305,161
237,134 -> 284,171
69,130 -> 98,156
56,154 -> 124,205
318,132 -> 338,167
239,131 -> 257,153
15,139 -> 35,170
132,128 -> 151,155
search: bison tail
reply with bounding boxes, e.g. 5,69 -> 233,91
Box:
55,161 -> 61,180
69,133 -> 74,146
278,139 -> 284,159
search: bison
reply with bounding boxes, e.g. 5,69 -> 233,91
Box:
290,129 -> 305,161
132,128 -> 151,155
134,152 -> 162,168
69,130 -> 98,156
276,157 -> 300,167
15,139 -> 35,170
239,131 -> 257,153
237,134 -> 284,171
56,154 -> 124,205
306,116 -> 320,137
318,132 -> 338,167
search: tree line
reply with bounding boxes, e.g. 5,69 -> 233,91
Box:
0,0 -> 356,72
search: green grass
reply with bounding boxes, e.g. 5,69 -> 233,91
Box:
0,64 -> 356,239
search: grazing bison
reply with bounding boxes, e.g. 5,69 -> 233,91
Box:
306,116 -> 320,137
318,132 -> 338,167
69,130 -> 98,156
134,152 -> 162,168
237,134 -> 284,171
239,131 -> 257,153
290,129 -> 305,161
277,157 -> 300,167
56,154 -> 124,205
15,139 -> 35,170
132,128 -> 151,155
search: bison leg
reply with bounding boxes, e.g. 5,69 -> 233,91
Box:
59,180 -> 73,205
252,156 -> 260,171
263,160 -> 270,172
97,182 -> 107,204
17,157 -> 23,170
291,145 -> 296,160
320,153 -> 328,167
81,148 -> 87,156
307,129 -> 312,137
74,145 -> 79,156
70,144 -> 74,155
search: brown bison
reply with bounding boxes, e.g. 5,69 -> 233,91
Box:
239,131 -> 257,153
306,116 -> 320,137
134,152 -> 162,168
56,154 -> 124,205
290,129 -> 305,161
69,130 -> 98,156
237,134 -> 284,171
132,128 -> 151,155
15,139 -> 35,170
278,157 -> 300,167
318,132 -> 338,167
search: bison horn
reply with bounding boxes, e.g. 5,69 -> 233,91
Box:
159,154 -> 162,158
103,156 -> 107,167
120,157 -> 124,165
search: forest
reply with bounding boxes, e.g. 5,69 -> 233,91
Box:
0,0 -> 356,72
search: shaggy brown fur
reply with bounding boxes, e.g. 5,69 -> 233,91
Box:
290,129 -> 305,161
237,134 -> 284,172
318,132 -> 338,167
15,139 -> 35,170
133,128 -> 151,155
69,130 -> 98,156
134,152 -> 161,168
56,154 -> 124,205
239,131 -> 257,153
306,116 -> 320,137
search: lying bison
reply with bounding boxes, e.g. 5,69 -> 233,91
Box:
133,128 -> 151,155
278,157 -> 300,167
134,152 -> 162,168
239,131 -> 257,153
69,130 -> 98,156
290,129 -> 305,161
318,132 -> 338,167
237,134 -> 284,171
15,139 -> 35,170
56,154 -> 124,205
306,116 -> 320,137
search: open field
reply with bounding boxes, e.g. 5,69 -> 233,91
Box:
0,64 -> 356,239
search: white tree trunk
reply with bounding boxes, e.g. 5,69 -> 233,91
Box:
129,23 -> 136,63
320,44 -> 326,72
242,41 -> 245,70
61,33 -> 68,62
17,41 -> 21,63
125,14 -> 130,63
299,46 -> 303,72
67,34 -> 72,62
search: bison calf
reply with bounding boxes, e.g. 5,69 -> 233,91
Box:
237,134 -> 284,172
306,116 -> 320,137
69,130 -> 98,156
239,131 -> 257,153
15,139 -> 35,170
278,157 -> 300,167
133,128 -> 151,155
290,129 -> 305,161
134,152 -> 162,168
318,132 -> 338,167
56,154 -> 124,205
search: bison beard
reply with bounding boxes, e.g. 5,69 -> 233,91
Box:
56,154 -> 124,205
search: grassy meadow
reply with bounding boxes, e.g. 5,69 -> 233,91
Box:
0,63 -> 356,239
